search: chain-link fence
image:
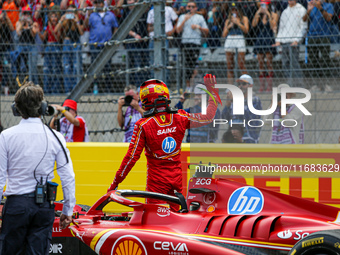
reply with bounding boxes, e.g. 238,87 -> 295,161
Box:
0,0 -> 339,143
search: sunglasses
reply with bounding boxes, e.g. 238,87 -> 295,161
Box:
187,5 -> 195,8
238,82 -> 250,86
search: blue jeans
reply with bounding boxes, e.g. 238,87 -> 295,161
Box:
63,39 -> 82,93
43,43 -> 62,93
15,44 -> 39,84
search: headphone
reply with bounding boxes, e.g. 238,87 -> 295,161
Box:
11,101 -> 69,178
11,101 -> 48,117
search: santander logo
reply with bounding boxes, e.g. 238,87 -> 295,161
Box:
277,230 -> 293,239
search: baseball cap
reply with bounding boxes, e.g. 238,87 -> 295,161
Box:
63,99 -> 77,111
194,83 -> 207,94
236,74 -> 253,85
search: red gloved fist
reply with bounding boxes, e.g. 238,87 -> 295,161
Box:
203,73 -> 217,88
203,73 -> 222,105
108,181 -> 118,192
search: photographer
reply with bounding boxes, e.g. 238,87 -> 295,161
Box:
264,84 -> 304,144
0,82 -> 76,254
117,85 -> 144,142
50,99 -> 89,142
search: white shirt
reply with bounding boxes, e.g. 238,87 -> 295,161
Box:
276,3 -> 307,44
177,13 -> 208,45
0,118 -> 76,216
147,6 -> 178,38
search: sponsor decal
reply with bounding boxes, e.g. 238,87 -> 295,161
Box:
203,192 -> 216,205
195,178 -> 212,185
207,205 -> 215,213
302,237 -> 324,248
52,227 -> 62,233
187,196 -> 196,200
49,243 -> 62,254
277,230 -> 292,239
160,115 -> 166,122
227,186 -> 264,215
294,230 -> 310,240
157,127 -> 176,135
162,137 -> 176,153
157,207 -> 171,217
112,235 -> 147,255
154,241 -> 189,254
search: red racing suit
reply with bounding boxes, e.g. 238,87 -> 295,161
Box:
112,94 -> 218,210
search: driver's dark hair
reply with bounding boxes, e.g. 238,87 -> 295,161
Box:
15,81 -> 44,119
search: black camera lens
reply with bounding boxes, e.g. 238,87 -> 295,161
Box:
123,95 -> 133,106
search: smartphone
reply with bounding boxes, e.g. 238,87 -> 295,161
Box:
65,13 -> 75,20
233,13 -> 237,18
261,3 -> 266,9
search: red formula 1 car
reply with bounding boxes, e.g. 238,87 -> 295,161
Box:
63,176 -> 340,255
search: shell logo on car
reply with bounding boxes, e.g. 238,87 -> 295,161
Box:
112,235 -> 147,255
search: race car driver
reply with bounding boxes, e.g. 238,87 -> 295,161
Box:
108,74 -> 221,211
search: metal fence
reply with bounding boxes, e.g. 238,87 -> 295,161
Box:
1,0 -> 340,143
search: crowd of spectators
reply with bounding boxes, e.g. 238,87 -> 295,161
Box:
0,0 -> 339,94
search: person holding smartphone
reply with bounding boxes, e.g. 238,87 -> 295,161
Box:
0,10 -> 14,94
222,2 -> 249,85
15,6 -> 40,84
55,5 -> 83,93
252,0 -> 278,92
117,85 -> 144,142
38,11 -> 62,93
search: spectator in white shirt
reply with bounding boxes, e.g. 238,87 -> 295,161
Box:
272,0 -> 307,84
176,0 -> 209,91
0,82 -> 76,254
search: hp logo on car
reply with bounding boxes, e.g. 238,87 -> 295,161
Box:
227,186 -> 264,215
162,137 -> 176,153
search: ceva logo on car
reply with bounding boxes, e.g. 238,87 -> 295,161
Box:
154,241 -> 189,252
227,186 -> 264,215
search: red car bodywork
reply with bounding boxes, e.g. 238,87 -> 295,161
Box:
67,177 -> 340,255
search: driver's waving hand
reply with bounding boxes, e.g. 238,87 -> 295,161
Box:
108,74 -> 221,211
